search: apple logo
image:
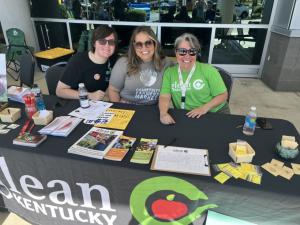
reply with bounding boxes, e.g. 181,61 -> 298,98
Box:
130,176 -> 217,225
151,194 -> 188,220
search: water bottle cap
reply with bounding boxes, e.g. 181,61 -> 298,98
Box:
251,106 -> 256,111
79,83 -> 85,88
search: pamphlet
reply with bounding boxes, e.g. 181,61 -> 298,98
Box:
93,108 -> 135,130
130,138 -> 158,164
151,145 -> 211,176
39,116 -> 82,137
13,133 -> 47,147
68,127 -> 123,159
104,135 -> 136,161
69,100 -> 112,120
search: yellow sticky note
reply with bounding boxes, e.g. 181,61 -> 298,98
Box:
214,172 -> 231,184
240,163 -> 256,173
248,174 -> 262,185
291,163 -> 300,175
221,165 -> 241,179
282,135 -> 295,142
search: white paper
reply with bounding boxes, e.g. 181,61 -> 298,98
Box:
69,100 -> 113,120
152,145 -> 210,176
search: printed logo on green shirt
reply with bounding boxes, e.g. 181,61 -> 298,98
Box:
193,79 -> 205,90
130,176 -> 217,225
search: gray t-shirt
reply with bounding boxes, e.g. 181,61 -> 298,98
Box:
109,57 -> 171,105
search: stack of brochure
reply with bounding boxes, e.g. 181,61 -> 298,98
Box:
39,116 -> 82,137
68,127 -> 123,159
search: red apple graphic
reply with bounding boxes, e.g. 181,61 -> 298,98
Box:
151,194 -> 188,220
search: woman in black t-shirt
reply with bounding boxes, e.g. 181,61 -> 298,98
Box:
56,25 -> 117,101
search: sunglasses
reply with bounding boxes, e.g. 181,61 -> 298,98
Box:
134,40 -> 154,49
176,48 -> 198,56
98,39 -> 116,46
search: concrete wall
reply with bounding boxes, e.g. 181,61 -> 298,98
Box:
262,33 -> 300,91
0,0 -> 38,51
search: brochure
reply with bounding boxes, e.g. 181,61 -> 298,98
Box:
93,108 -> 135,130
130,138 -> 158,164
13,133 -> 47,147
69,100 -> 112,120
39,116 -> 82,137
68,127 -> 123,159
104,135 -> 136,161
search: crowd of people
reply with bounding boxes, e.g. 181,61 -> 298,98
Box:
64,0 -> 216,23
56,25 -> 229,124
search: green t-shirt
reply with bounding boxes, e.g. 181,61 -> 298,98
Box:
160,62 -> 227,112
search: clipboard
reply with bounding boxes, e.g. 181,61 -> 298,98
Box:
151,145 -> 211,176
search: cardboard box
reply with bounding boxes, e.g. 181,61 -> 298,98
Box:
229,142 -> 255,163
0,107 -> 21,123
34,48 -> 74,72
32,110 -> 53,125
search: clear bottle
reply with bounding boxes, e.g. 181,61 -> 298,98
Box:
243,106 -> 257,136
78,83 -> 90,108
31,84 -> 46,111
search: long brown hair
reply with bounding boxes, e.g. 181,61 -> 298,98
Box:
127,26 -> 165,75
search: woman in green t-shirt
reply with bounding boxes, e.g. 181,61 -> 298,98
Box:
159,33 -> 229,125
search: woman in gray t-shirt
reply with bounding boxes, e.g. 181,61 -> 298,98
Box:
108,26 -> 171,105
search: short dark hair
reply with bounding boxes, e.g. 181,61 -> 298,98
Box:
91,25 -> 118,53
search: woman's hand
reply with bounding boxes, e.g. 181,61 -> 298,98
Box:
186,106 -> 209,118
160,113 -> 176,125
88,90 -> 105,101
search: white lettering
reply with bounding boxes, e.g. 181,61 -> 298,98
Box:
88,211 -> 103,224
33,201 -> 47,215
23,197 -> 34,211
20,175 -> 45,200
13,193 -> 25,208
45,204 -> 58,218
75,209 -> 88,223
0,180 -> 12,199
59,207 -> 75,221
47,180 -> 78,206
0,157 -> 20,196
102,214 -> 117,225
77,183 -> 116,212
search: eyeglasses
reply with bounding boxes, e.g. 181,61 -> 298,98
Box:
134,40 -> 154,49
97,39 -> 116,46
176,48 -> 198,56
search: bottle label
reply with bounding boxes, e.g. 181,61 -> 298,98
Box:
245,116 -> 256,129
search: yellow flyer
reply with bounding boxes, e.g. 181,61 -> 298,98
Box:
94,108 -> 135,130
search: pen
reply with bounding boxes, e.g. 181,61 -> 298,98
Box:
164,137 -> 178,148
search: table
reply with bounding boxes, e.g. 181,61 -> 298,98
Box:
34,47 -> 74,72
0,97 -> 299,225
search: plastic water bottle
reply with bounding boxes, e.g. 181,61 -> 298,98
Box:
31,84 -> 46,111
78,83 -> 89,108
243,106 -> 257,136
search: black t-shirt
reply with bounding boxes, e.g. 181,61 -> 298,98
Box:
60,52 -> 113,92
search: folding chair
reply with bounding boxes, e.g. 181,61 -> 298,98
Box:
214,66 -> 233,102
19,51 -> 35,88
45,62 -> 67,96
5,28 -> 34,81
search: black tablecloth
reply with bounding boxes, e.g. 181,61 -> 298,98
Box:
0,96 -> 299,225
